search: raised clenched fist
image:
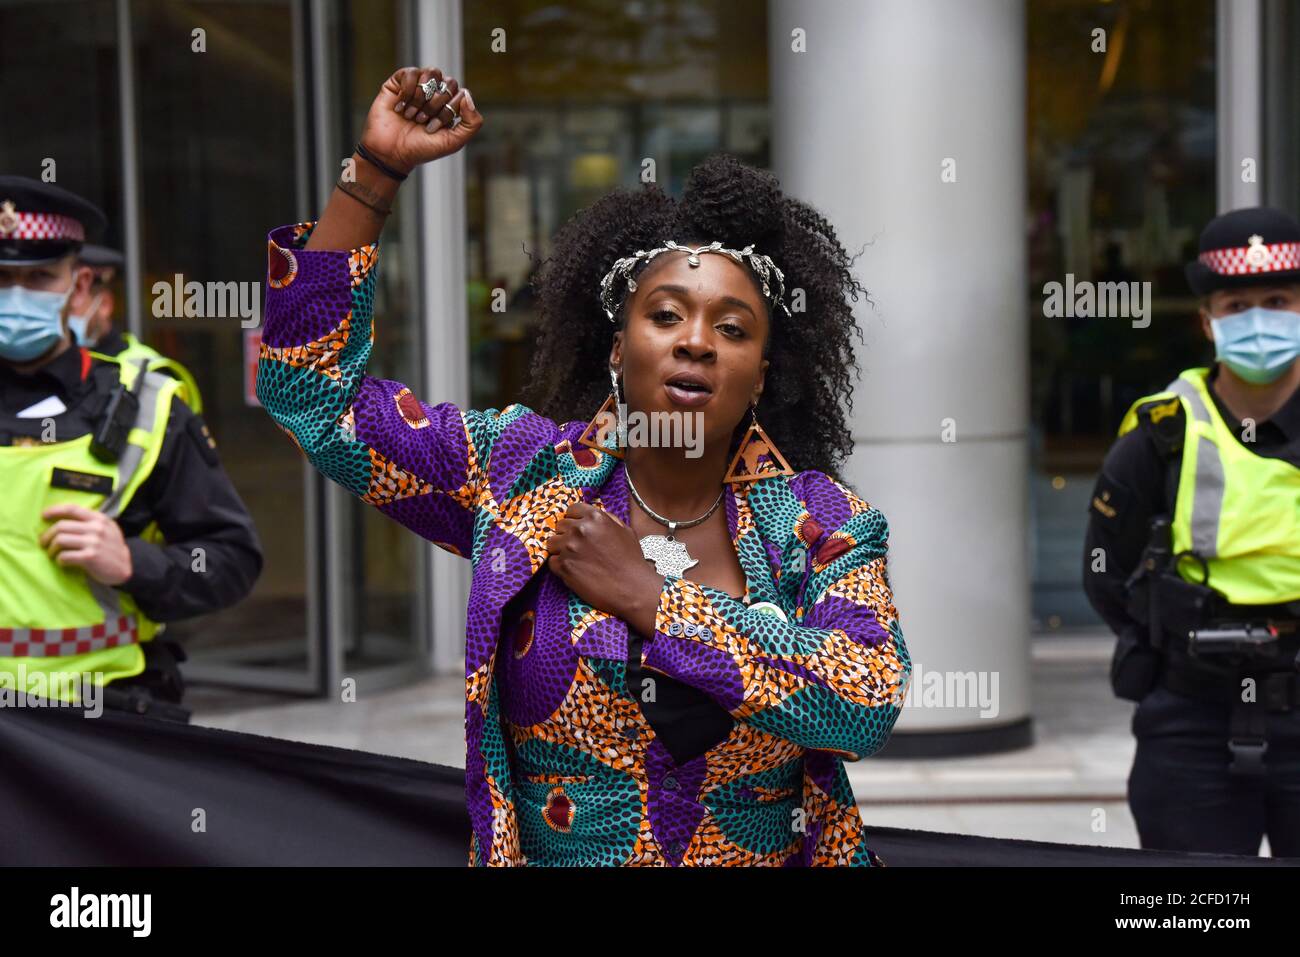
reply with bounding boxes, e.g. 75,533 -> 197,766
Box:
357,66 -> 484,176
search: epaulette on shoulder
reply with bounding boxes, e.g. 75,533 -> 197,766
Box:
1134,394 -> 1185,458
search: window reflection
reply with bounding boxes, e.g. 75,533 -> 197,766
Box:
0,1 -> 122,252
329,0 -> 426,672
1027,0 -> 1217,627
131,0 -> 308,664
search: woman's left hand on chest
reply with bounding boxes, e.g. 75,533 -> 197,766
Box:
546,502 -> 661,623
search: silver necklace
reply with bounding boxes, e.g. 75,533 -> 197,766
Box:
624,466 -> 726,579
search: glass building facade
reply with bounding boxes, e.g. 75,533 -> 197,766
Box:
1026,0 -> 1218,628
0,0 -> 1292,697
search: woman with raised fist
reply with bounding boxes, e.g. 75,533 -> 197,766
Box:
258,66 -> 910,867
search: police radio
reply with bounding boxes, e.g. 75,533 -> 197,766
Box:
90,359 -> 148,463
1188,622 -> 1281,657
1188,620 -> 1299,662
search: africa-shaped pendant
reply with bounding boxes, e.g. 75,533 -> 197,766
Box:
639,533 -> 698,579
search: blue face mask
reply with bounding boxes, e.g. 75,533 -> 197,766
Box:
66,292 -> 104,348
0,281 -> 73,362
1210,306 -> 1300,384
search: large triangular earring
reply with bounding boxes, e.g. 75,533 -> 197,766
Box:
577,368 -> 625,459
725,403 -> 793,482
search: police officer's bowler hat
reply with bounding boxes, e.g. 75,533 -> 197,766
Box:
1185,206 -> 1300,297
0,175 -> 107,267
79,244 -> 125,271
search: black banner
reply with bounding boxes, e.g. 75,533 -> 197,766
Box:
0,699 -> 1293,868
0,699 -> 468,866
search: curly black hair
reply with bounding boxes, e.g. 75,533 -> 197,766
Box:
521,152 -> 868,484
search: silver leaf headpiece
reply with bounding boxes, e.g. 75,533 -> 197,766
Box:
598,240 -> 792,323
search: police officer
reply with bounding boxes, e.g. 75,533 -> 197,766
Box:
0,175 -> 262,721
1084,206 -> 1300,856
68,243 -> 204,412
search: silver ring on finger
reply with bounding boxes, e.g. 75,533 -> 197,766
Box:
419,77 -> 443,101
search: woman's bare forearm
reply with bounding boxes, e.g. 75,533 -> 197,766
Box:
304,66 -> 481,250
305,152 -> 405,251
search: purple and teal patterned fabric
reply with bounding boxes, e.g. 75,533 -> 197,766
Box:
258,221 -> 912,866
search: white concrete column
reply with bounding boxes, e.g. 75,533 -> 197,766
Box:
768,0 -> 1031,750
1217,0 -> 1262,211
416,0 -> 471,675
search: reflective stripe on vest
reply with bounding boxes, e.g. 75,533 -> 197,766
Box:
112,334 -> 202,414
101,358 -> 167,517
0,616 -> 138,657
1162,375 -> 1226,557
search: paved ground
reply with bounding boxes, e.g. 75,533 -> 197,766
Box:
187,630 -> 1273,856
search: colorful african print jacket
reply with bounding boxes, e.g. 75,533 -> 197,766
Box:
258,221 -> 912,866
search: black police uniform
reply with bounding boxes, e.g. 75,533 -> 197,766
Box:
0,176 -> 263,720
88,327 -> 128,357
1083,207 -> 1300,857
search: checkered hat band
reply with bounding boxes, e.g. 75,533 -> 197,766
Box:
0,211 -> 86,242
1198,242 -> 1300,276
0,616 -> 139,658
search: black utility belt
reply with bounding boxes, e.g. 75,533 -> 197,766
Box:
1159,661 -> 1300,712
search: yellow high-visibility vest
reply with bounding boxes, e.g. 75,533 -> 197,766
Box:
0,357 -> 178,701
1119,367 -> 1300,605
93,332 -> 202,414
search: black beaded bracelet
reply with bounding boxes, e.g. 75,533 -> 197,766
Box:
335,178 -> 392,217
354,141 -> 408,182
